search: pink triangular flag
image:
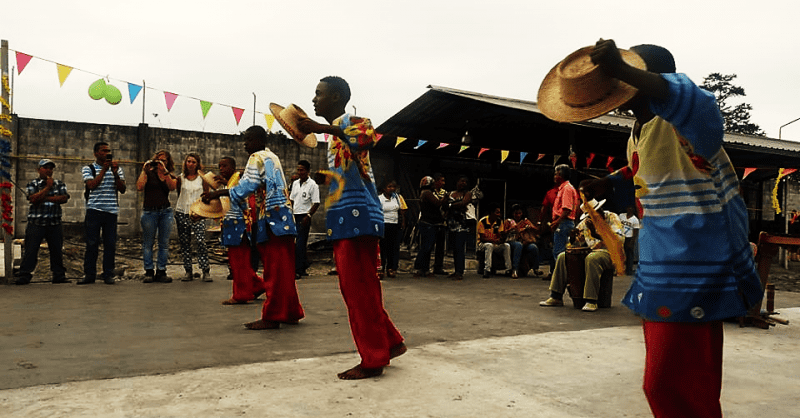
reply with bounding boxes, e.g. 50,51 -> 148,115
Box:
164,92 -> 178,111
232,107 -> 245,125
537,153 -> 546,161
742,167 -> 757,180
16,52 -> 32,74
375,133 -> 384,143
478,148 -> 489,157
437,142 -> 448,149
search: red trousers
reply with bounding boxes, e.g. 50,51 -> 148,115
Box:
228,243 -> 265,302
258,234 -> 304,323
642,320 -> 723,418
334,236 -> 404,369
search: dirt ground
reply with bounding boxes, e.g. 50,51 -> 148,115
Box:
12,236 -> 800,293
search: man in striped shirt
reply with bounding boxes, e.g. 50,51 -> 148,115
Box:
79,142 -> 126,285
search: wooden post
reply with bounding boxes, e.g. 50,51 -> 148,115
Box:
1,39 -> 13,284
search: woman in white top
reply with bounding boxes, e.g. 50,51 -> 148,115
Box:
379,180 -> 407,278
174,153 -> 211,281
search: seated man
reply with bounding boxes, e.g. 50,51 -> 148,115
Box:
539,200 -> 624,311
477,202 -> 512,278
504,204 -> 542,278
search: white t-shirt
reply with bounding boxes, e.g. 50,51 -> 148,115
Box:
175,174 -> 204,214
290,177 -> 320,215
619,213 -> 640,238
381,193 -> 407,224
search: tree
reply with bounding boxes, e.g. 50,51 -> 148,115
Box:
700,73 -> 765,136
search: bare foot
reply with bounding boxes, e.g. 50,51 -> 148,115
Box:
390,342 -> 407,359
221,298 -> 248,305
337,365 -> 383,380
244,319 -> 280,330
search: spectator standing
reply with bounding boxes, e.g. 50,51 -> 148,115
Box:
446,175 -> 474,280
547,164 -> 578,280
379,180 -> 407,279
431,173 -> 448,275
414,176 -> 449,277
618,205 -> 640,275
80,142 -> 126,285
137,150 -> 177,283
289,159 -> 320,280
14,159 -> 70,285
174,153 -> 211,281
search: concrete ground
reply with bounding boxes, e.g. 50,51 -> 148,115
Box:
2,263 -> 799,417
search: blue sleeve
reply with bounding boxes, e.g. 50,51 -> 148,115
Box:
228,157 -> 265,206
648,73 -> 725,160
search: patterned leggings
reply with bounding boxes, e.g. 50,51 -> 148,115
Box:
174,212 -> 209,272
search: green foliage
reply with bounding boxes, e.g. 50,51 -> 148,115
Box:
700,73 -> 765,136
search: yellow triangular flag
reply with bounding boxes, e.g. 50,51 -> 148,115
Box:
395,137 -> 407,148
56,64 -> 73,87
264,114 -> 275,131
500,150 -> 509,163
458,146 -> 469,154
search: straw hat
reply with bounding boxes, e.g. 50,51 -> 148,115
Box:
537,46 -> 646,123
201,171 -> 222,190
189,196 -> 231,219
580,198 -> 606,221
269,103 -> 318,148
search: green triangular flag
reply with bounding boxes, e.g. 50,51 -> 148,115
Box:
200,101 -> 213,119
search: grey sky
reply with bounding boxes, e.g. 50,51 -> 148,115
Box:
5,1 -> 800,140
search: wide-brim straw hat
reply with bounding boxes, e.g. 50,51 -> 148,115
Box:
537,46 -> 646,123
269,103 -> 318,148
201,171 -> 222,190
189,196 -> 231,219
580,198 -> 606,221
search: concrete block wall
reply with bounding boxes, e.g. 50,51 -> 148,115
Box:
11,117 -> 330,238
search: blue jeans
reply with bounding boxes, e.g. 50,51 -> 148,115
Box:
509,241 -> 540,273
17,222 -> 66,282
141,207 -> 173,271
551,219 -> 574,271
294,214 -> 311,274
414,221 -> 437,272
84,209 -> 118,280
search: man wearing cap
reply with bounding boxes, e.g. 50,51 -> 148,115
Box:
80,142 -> 126,285
202,126 -> 304,328
539,200 -> 624,312
289,159 -> 320,280
14,159 -> 70,285
298,75 -> 405,380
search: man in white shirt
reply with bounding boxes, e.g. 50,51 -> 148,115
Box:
619,205 -> 640,275
289,160 -> 320,279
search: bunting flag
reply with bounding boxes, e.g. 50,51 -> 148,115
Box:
437,142 -> 448,150
16,52 -> 32,74
606,156 -> 615,171
537,153 -> 545,161
375,133 -> 383,143
232,107 -> 244,125
395,137 -> 406,148
414,140 -> 427,149
520,152 -> 528,165
742,167 -> 757,180
164,92 -> 178,111
56,64 -> 73,87
127,83 -> 142,104
554,155 -> 561,166
586,152 -> 596,167
459,146 -> 469,154
772,168 -> 798,214
478,148 -> 489,157
500,150 -> 509,163
323,133 -> 330,142
200,101 -> 213,119
264,114 -> 275,131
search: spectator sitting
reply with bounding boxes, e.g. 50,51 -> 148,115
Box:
477,202 -> 511,278
504,204 -> 542,278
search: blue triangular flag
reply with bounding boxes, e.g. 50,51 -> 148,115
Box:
414,140 -> 427,149
519,152 -> 528,165
128,83 -> 143,104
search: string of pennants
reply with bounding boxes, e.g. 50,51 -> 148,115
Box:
0,75 -> 14,235
11,49 -> 279,131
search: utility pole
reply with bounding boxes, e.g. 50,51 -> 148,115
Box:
253,93 -> 257,126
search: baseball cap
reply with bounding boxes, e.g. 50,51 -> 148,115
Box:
38,159 -> 56,168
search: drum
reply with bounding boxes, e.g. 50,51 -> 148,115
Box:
565,247 -> 614,309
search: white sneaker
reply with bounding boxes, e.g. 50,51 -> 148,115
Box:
582,302 -> 598,312
539,297 -> 564,307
